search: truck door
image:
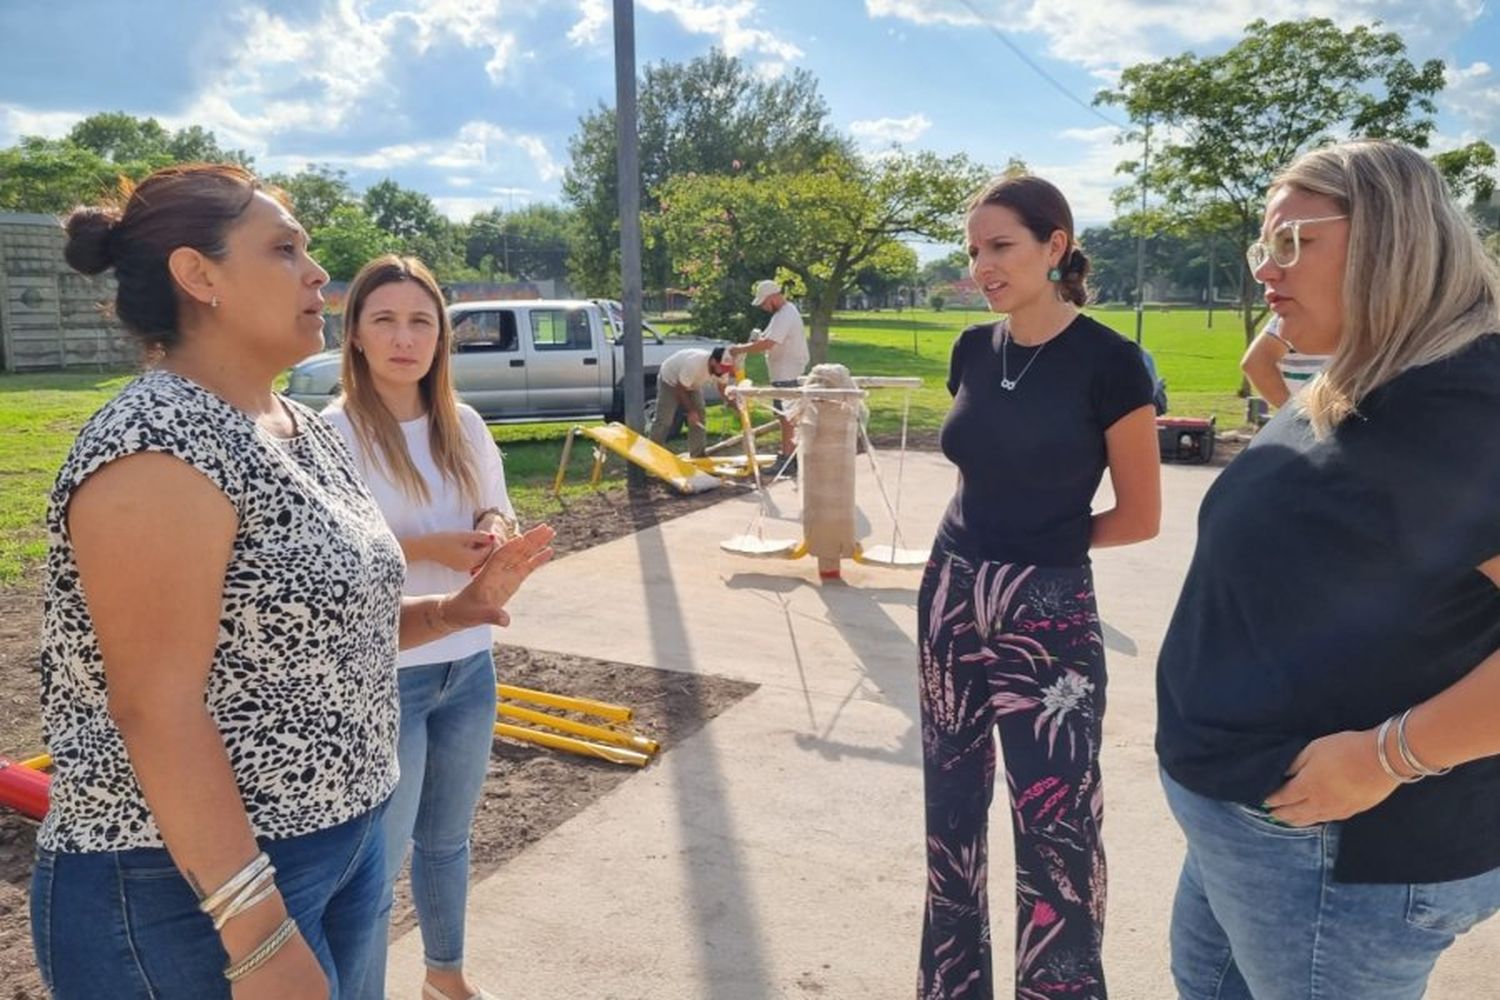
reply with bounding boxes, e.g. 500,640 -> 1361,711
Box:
523,305 -> 608,413
450,308 -> 526,419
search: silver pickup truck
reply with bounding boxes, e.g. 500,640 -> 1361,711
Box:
285,298 -> 724,423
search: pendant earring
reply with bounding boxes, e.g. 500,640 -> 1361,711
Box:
1047,267 -> 1062,282
210,295 -> 220,308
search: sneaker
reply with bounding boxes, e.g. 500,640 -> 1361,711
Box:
774,454 -> 798,477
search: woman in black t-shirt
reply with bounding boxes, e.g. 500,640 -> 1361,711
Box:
1156,140 -> 1500,998
916,176 -> 1160,1000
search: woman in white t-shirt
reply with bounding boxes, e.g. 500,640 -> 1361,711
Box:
323,255 -> 516,1000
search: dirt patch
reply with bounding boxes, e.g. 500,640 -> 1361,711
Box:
0,479 -> 752,999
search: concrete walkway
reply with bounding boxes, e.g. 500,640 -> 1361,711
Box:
387,452 -> 1497,999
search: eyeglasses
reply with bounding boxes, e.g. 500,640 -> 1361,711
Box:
1246,215 -> 1347,272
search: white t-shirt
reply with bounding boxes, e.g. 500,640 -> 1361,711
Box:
324,401 -> 514,668
658,348 -> 716,391
1277,352 -> 1330,397
760,301 -> 810,382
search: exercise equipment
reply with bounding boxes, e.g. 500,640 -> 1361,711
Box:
553,423 -> 721,496
720,369 -> 927,577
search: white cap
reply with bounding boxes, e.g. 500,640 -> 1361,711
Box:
751,279 -> 781,306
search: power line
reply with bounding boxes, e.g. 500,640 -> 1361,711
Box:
952,0 -> 1123,129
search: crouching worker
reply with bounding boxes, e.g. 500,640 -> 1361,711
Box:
648,345 -> 737,457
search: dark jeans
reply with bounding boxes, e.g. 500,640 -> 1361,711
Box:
916,545 -> 1108,999
31,805 -> 387,998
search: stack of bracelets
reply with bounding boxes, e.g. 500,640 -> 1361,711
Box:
196,851 -> 300,983
1376,708 -> 1454,784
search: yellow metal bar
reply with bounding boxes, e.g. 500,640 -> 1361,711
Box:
552,427 -> 579,496
589,445 -> 606,486
497,703 -> 659,755
497,684 -> 633,723
494,723 -> 649,767
18,753 -> 51,770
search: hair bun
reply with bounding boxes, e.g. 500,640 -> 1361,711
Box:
1066,246 -> 1089,275
64,206 -> 122,275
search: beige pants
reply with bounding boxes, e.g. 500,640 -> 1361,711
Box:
648,382 -> 707,457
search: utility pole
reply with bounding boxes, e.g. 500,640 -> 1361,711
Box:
1133,118 -> 1151,345
613,0 -> 646,451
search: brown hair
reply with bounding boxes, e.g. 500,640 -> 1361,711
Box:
966,174 -> 1090,307
63,163 -> 284,350
337,255 -> 481,508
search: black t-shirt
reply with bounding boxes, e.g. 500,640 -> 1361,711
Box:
936,314 -> 1155,567
1157,335 -> 1500,883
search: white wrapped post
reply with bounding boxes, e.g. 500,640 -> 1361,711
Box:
799,364 -> 864,577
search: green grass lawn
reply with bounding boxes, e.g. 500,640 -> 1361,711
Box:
0,307 -> 1251,583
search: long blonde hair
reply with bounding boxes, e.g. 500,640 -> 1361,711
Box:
1274,140 -> 1500,436
338,255 -> 481,507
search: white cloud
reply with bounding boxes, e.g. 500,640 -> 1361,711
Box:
850,113 -> 934,146
0,106 -> 84,147
1445,61 -> 1500,135
569,0 -> 610,46
639,0 -> 804,61
310,121 -> 561,182
172,1 -> 522,154
866,0 -> 1487,74
1034,124 -> 1130,225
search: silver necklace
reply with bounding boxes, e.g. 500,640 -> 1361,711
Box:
999,323 -> 1048,391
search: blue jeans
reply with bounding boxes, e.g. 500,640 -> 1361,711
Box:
355,648 -> 497,999
1162,769 -> 1500,999
31,805 -> 386,999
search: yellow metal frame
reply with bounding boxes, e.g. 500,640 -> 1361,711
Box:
497,703 -> 659,755
494,723 -> 650,767
497,684 -> 633,723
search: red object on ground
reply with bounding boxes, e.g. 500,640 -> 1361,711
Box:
0,756 -> 51,820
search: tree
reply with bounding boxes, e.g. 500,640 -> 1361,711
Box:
310,204 -> 399,281
0,136 -> 127,213
264,165 -> 357,233
1433,141 -> 1499,204
853,243 -> 920,308
656,150 -> 988,361
562,48 -> 847,296
466,204 -> 574,282
1097,18 -> 1447,344
364,179 -> 445,242
919,250 -> 969,286
67,112 -> 250,167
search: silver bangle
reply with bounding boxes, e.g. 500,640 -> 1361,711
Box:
199,852 -> 270,916
223,916 -> 298,982
1396,708 -> 1452,778
1376,716 -> 1422,784
212,867 -> 278,931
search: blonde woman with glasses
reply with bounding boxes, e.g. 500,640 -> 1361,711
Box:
1156,139 -> 1500,998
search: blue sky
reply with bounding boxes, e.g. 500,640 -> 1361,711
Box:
2,0 -> 1497,241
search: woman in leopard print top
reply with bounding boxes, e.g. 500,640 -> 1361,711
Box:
32,164 -> 553,1000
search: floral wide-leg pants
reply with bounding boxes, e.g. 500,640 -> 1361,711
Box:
916,546 -> 1108,1000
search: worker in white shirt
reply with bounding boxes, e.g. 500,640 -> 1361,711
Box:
730,279 -> 810,473
649,345 -> 737,457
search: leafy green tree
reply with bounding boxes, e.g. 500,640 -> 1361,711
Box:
466,204 -> 574,282
265,165 -> 358,233
0,137 -> 126,213
657,150 -> 987,360
1097,17 -> 1447,342
1433,141 -> 1499,204
67,112 -> 249,167
562,48 -> 847,296
310,204 -> 399,281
